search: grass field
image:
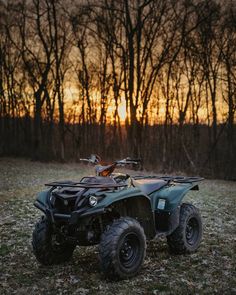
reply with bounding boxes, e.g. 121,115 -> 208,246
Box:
0,158 -> 235,294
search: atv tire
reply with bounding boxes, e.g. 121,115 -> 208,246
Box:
32,217 -> 76,265
99,217 -> 146,280
167,203 -> 202,254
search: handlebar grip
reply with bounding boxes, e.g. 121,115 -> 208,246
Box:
126,158 -> 141,163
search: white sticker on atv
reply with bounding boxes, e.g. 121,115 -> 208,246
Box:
157,199 -> 166,210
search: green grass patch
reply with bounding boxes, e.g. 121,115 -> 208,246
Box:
0,244 -> 12,256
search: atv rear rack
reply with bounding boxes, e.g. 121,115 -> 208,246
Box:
133,176 -> 204,183
45,181 -> 127,189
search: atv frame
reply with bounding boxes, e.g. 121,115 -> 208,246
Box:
32,156 -> 204,280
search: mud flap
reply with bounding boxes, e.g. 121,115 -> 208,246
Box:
155,207 -> 180,234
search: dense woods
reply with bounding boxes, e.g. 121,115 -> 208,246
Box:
0,0 -> 235,179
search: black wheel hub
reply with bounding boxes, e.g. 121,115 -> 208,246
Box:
51,234 -> 61,249
186,217 -> 199,245
119,233 -> 140,268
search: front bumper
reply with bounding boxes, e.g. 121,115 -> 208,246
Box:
34,199 -> 105,224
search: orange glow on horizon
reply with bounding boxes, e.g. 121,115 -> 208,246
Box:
61,85 -> 228,125
118,99 -> 127,122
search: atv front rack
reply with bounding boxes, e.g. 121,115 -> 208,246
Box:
45,181 -> 127,189
133,176 -> 204,183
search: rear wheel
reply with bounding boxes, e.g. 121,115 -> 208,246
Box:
32,217 -> 76,265
167,203 -> 202,254
99,217 -> 146,280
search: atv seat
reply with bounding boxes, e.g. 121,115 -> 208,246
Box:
133,178 -> 167,195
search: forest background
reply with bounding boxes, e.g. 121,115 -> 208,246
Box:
0,0 -> 235,179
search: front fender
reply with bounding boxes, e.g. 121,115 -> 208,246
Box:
85,187 -> 150,213
70,187 -> 151,225
150,183 -> 198,211
34,189 -> 51,213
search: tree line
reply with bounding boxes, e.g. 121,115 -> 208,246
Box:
0,0 -> 235,179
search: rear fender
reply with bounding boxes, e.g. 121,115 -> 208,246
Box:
150,183 -> 199,212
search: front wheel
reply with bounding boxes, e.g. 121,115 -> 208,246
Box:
99,217 -> 146,280
32,217 -> 76,265
167,203 -> 202,254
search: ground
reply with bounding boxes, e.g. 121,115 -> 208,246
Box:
0,158 -> 235,295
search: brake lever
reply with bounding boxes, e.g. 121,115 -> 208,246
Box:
80,158 -> 90,162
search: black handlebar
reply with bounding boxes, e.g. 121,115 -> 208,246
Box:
115,158 -> 141,166
80,155 -> 141,166
80,154 -> 101,164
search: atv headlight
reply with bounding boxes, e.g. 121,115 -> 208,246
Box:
89,195 -> 98,207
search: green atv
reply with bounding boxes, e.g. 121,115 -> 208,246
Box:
32,155 -> 203,280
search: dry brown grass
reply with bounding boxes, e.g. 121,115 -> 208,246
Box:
0,158 -> 235,294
